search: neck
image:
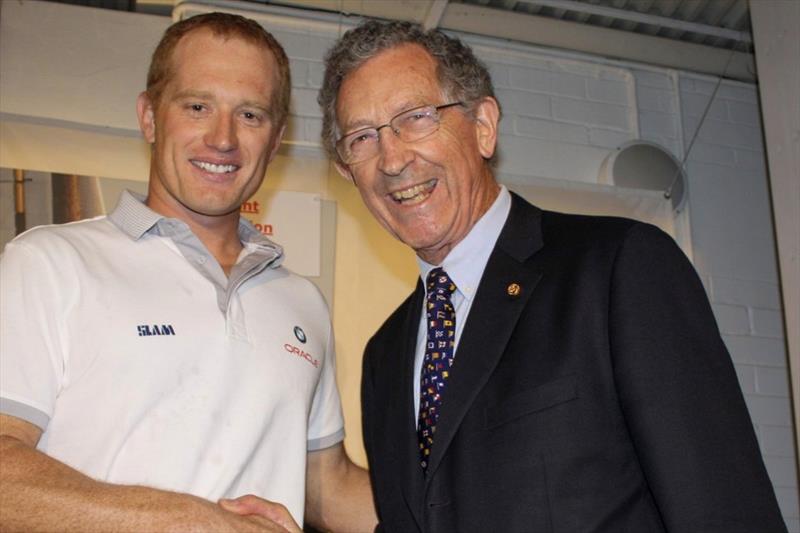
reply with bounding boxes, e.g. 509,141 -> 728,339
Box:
417,181 -> 501,266
145,193 -> 243,276
185,217 -> 243,276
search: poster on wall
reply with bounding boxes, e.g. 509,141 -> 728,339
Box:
239,189 -> 321,277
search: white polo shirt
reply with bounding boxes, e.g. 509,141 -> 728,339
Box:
0,191 -> 344,525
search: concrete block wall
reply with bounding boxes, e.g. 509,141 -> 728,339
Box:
475,47 -> 639,183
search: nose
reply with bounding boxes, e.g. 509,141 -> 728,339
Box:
376,128 -> 414,177
204,112 -> 238,152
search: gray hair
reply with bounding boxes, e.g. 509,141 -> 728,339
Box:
318,20 -> 501,163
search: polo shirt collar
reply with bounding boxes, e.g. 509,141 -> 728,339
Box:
109,190 -> 162,240
109,190 -> 282,261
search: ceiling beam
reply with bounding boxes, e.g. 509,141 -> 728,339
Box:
423,0 -> 448,30
440,3 -> 755,81
516,0 -> 752,43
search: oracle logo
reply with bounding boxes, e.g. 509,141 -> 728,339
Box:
284,343 -> 320,368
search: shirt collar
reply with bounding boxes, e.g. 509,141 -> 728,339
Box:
417,185 -> 511,301
108,189 -> 162,240
108,189 -> 283,264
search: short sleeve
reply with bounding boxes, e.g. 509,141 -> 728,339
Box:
0,239 -> 66,429
306,321 -> 345,451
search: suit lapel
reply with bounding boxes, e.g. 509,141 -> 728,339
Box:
391,281 -> 426,529
425,194 -> 545,479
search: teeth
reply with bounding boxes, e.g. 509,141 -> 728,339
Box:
193,160 -> 237,174
390,179 -> 437,203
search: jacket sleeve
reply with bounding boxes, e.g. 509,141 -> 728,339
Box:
608,223 -> 786,532
361,340 -> 383,528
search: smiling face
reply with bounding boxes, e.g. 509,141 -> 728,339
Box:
335,44 -> 500,264
137,28 -> 285,223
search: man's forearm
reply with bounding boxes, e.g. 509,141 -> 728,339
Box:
323,461 -> 376,533
0,435 -> 280,533
304,445 -> 377,533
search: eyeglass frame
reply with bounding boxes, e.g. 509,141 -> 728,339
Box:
335,102 -> 465,165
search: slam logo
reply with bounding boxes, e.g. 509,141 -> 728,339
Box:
137,324 -> 176,337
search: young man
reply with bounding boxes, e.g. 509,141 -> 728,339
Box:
0,13 -> 375,532
319,20 -> 786,532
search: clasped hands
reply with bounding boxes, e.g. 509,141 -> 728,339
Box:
219,495 -> 302,532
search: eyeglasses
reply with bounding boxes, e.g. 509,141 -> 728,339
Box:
336,102 -> 464,165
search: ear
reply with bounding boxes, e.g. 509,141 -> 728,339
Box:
333,161 -> 356,183
267,124 -> 287,163
473,96 -> 500,160
136,92 -> 156,144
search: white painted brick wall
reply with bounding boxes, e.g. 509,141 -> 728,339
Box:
682,91 -> 728,120
635,84 -> 677,114
587,127 -> 634,149
688,141 -> 736,166
586,76 -> 630,105
495,88 -> 551,118
712,276 -> 783,309
761,424 -> 798,456
734,147 -> 767,170
552,97 -> 631,130
515,116 -> 589,144
696,118 -> 764,149
756,366 -> 792,397
751,307 -> 786,338
712,303 -> 751,334
735,364 -> 757,394
725,335 -> 788,367
727,100 -> 762,126
289,87 -> 322,118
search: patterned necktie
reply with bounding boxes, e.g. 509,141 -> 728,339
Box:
417,267 -> 457,472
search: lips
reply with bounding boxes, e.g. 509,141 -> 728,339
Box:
190,159 -> 239,174
389,178 -> 437,205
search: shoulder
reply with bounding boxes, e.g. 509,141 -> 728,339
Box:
541,210 -> 641,245
2,217 -> 117,263
539,210 -> 678,263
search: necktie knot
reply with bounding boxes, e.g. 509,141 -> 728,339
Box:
426,267 -> 456,297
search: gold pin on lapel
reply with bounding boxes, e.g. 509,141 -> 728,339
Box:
507,283 -> 521,297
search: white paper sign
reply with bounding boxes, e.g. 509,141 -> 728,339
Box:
240,190 -> 321,277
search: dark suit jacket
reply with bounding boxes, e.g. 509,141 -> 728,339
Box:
361,193 -> 785,532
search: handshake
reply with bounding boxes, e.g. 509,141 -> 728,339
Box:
214,496 -> 301,533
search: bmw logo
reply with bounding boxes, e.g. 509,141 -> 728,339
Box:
294,326 -> 307,343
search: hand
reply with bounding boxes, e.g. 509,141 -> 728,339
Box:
219,495 -> 301,533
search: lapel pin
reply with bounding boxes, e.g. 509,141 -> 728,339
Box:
507,283 -> 521,297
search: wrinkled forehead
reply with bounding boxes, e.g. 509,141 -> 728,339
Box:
335,44 -> 447,132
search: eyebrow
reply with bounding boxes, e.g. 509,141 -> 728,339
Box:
173,90 -> 271,113
341,100 -> 426,134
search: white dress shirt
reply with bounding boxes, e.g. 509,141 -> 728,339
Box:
413,186 -> 512,419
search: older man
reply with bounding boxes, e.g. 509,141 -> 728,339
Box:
0,13 -> 375,532
319,20 -> 785,532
